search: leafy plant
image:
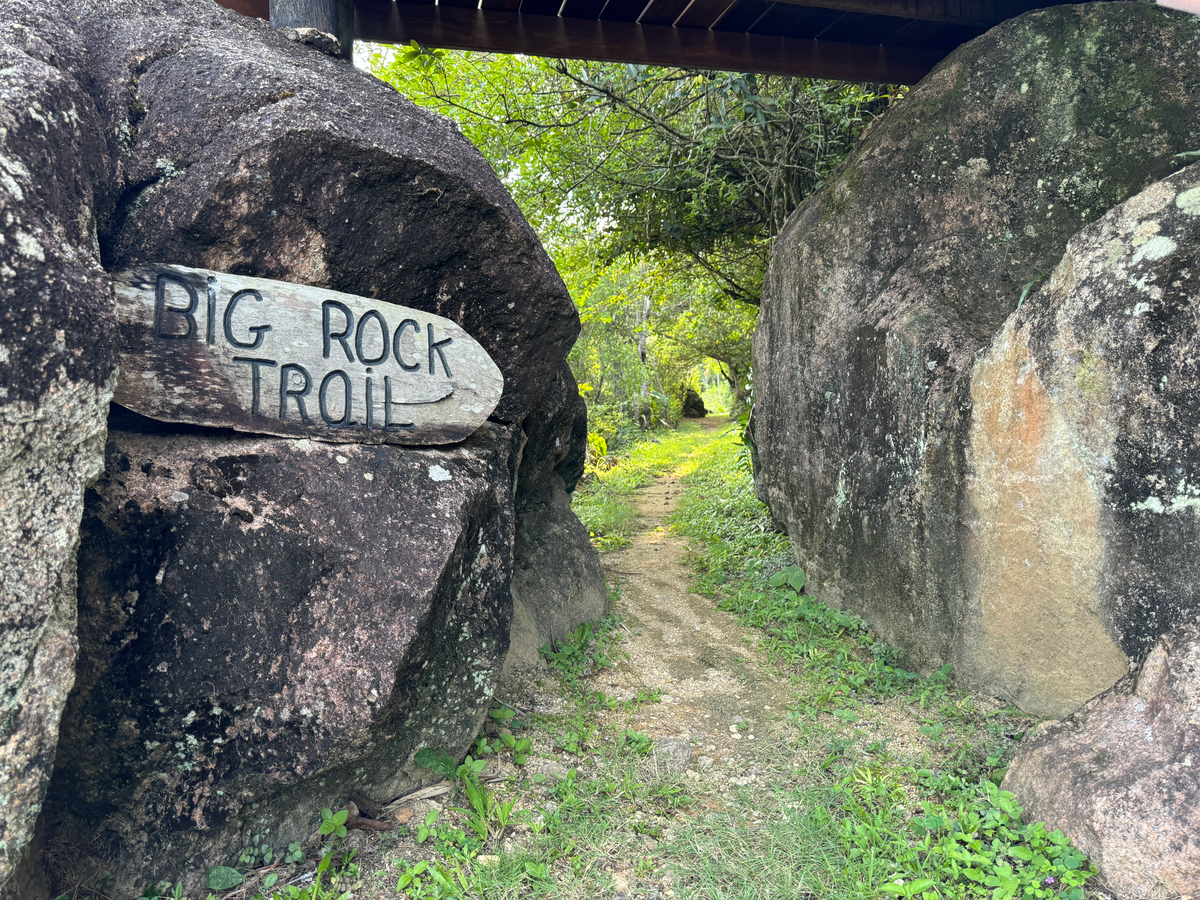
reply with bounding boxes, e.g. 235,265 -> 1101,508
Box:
839,770 -> 1095,900
395,858 -> 470,899
205,866 -> 244,891
318,807 -> 348,841
415,746 -> 458,779
539,617 -> 621,686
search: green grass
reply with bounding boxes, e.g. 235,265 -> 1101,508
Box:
669,426 -> 792,588
663,427 -> 1096,900
572,419 -> 724,549
661,773 -> 856,899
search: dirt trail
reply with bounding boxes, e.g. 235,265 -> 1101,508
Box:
585,422 -> 799,772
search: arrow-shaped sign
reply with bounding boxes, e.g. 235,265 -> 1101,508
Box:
112,264 -> 503,446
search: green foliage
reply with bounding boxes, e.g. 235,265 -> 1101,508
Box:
669,425 -> 791,586
573,420 -> 718,548
139,881 -> 188,900
568,258 -> 757,430
237,833 -> 296,870
371,51 -> 884,304
415,746 -> 459,779
664,426 -> 1097,900
264,849 -> 355,900
450,756 -> 517,844
618,728 -> 653,756
539,616 -> 621,686
839,770 -> 1094,899
371,52 -> 883,442
395,858 -> 471,899
204,866 -> 244,891
318,807 -> 348,841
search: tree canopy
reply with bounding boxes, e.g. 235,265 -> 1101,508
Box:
372,47 -> 886,429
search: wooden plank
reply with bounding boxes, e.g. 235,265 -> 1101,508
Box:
812,9 -> 911,42
882,19 -> 985,49
520,0 -> 566,16
598,0 -> 653,22
712,0 -> 777,32
766,0 -> 1052,29
219,0 -> 1075,42
112,265 -> 504,447
482,0 -> 525,13
358,3 -> 946,81
723,2 -> 840,36
673,0 -> 741,29
562,0 -> 610,20
216,0 -> 269,17
637,0 -> 693,26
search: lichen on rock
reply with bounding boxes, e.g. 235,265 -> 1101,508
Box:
753,1 -> 1200,716
0,0 -> 117,889
0,0 -> 603,894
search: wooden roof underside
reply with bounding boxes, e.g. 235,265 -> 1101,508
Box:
221,0 -> 1083,82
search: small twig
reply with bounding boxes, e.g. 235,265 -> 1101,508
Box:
345,815 -> 393,832
382,780 -> 451,811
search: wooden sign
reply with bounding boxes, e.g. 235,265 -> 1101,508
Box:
112,264 -> 503,445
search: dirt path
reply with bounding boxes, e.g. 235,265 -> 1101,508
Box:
586,428 -> 799,776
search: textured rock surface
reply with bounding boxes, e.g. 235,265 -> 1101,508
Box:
0,0 -> 602,893
41,443 -> 598,890
48,428 -> 515,896
963,162 -> 1200,714
681,389 -> 707,418
1003,619 -> 1200,898
503,363 -> 605,682
0,1 -> 117,888
82,0 -> 578,426
753,1 -> 1200,715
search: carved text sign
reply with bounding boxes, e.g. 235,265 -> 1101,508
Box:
113,265 -> 503,445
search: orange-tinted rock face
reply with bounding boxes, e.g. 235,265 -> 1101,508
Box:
965,160 -> 1200,714
963,319 -> 1127,716
754,1 -> 1200,714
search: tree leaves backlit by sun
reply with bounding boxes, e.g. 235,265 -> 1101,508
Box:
371,45 -> 888,427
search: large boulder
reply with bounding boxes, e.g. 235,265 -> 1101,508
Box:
0,0 -> 604,893
963,161 -> 1200,715
1003,618 -> 1200,898
0,2 -> 116,889
83,0 -> 577,428
49,426 -> 516,896
504,364 -> 605,683
753,1 -> 1200,716
681,389 -> 707,419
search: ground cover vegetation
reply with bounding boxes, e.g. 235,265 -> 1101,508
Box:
133,423 -> 1097,900
371,48 -> 886,435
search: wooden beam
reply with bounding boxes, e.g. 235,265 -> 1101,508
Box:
767,0 -> 1052,29
269,0 -> 355,58
355,2 -> 946,80
270,0 -> 338,32
217,0 -> 268,16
